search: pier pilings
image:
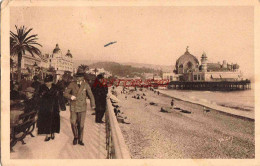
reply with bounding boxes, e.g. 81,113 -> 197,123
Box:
167,80 -> 251,91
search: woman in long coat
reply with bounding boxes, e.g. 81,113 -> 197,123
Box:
37,75 -> 65,141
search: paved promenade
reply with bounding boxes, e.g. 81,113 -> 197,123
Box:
11,104 -> 107,159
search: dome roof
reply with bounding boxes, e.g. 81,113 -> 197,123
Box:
53,44 -> 61,53
66,50 -> 73,58
176,46 -> 199,67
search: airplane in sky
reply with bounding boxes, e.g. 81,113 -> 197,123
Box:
104,41 -> 117,47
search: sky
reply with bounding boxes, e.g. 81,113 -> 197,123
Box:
10,6 -> 254,77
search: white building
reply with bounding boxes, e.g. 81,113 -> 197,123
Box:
163,72 -> 179,81
11,54 -> 41,71
49,44 -> 73,72
11,44 -> 74,81
87,68 -> 112,78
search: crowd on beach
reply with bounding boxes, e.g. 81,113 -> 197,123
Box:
10,67 -> 109,146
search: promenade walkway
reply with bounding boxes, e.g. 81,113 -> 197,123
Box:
11,104 -> 107,159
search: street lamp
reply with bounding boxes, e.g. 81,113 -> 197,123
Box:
33,62 -> 38,78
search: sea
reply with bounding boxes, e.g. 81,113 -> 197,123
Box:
161,83 -> 255,114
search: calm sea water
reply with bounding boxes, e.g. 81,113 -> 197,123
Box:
162,83 -> 255,112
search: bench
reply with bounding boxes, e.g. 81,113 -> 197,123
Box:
10,111 -> 37,152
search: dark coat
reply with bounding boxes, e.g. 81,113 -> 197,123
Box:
31,81 -> 41,93
92,79 -> 108,110
37,84 -> 65,134
56,80 -> 68,105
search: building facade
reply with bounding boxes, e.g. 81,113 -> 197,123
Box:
11,44 -> 74,81
162,73 -> 179,81
49,44 -> 74,76
169,47 -> 242,82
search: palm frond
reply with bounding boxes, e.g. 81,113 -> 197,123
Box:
10,25 -> 42,57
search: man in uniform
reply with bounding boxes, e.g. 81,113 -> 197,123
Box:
64,68 -> 96,145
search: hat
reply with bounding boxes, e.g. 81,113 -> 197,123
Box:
75,68 -> 85,77
97,73 -> 105,79
44,75 -> 54,83
24,87 -> 35,93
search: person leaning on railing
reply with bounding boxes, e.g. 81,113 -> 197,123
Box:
92,73 -> 108,123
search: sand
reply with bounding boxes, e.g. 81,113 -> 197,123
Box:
116,87 -> 254,159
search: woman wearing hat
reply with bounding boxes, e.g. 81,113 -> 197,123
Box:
37,75 -> 65,141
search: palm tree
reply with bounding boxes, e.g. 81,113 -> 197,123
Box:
94,68 -> 99,76
10,25 -> 42,82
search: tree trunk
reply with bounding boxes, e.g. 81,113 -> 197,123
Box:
17,52 -> 22,83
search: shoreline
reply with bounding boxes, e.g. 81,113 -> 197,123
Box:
158,90 -> 254,121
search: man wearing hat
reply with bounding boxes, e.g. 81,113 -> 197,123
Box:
64,68 -> 96,146
92,73 -> 108,123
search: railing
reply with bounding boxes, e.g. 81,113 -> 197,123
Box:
105,98 -> 131,159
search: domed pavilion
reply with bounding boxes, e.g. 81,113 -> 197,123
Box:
175,46 -> 199,74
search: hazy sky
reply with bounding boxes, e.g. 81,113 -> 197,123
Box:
10,6 -> 254,76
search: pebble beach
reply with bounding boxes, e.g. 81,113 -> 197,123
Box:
115,87 -> 255,159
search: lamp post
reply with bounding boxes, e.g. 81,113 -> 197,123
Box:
33,62 -> 38,78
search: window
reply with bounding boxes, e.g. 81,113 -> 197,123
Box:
194,75 -> 197,80
187,61 -> 193,69
198,75 -> 201,80
170,76 -> 173,81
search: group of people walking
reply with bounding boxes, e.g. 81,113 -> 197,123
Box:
11,68 -> 108,146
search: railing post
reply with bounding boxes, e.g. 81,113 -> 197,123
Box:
105,97 -> 131,159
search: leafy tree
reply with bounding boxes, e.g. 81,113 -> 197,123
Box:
10,25 -> 42,82
79,64 -> 89,72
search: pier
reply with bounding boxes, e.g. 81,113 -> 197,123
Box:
167,80 -> 251,91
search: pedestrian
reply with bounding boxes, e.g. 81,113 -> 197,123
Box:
31,76 -> 41,92
64,68 -> 96,146
37,75 -> 65,142
23,87 -> 38,113
92,73 -> 108,123
31,76 -> 42,100
171,99 -> 174,107
19,75 -> 29,92
10,83 -> 26,100
56,75 -> 68,106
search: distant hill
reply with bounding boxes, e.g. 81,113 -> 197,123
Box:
73,59 -> 99,68
87,61 -> 163,78
74,60 -> 174,73
122,62 -> 173,72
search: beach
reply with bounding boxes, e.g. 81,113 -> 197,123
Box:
115,87 -> 254,159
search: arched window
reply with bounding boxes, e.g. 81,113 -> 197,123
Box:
187,61 -> 193,69
179,64 -> 183,68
